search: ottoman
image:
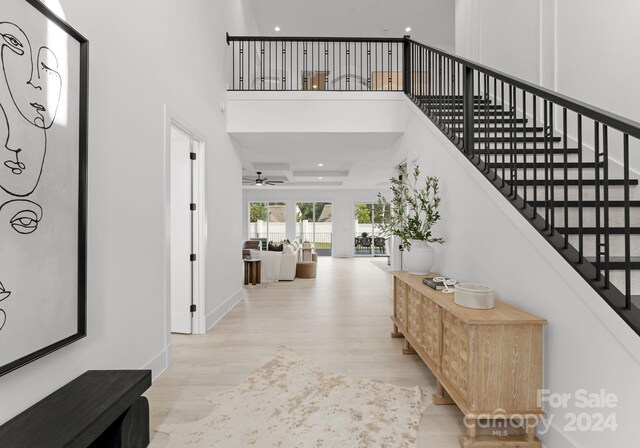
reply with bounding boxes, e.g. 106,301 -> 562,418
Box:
296,261 -> 317,279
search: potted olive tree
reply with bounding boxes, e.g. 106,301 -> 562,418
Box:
376,165 -> 444,275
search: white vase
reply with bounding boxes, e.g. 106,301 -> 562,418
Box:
404,239 -> 435,275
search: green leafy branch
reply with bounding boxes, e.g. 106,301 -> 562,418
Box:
375,165 -> 444,250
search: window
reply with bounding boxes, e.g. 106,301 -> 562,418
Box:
248,202 -> 286,245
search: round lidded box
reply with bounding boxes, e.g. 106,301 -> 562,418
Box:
454,283 -> 495,310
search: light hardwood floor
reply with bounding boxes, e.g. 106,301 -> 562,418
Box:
147,257 -> 464,447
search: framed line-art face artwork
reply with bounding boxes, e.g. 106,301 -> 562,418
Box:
0,0 -> 88,376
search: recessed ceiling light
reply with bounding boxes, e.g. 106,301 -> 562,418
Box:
318,177 -> 323,180
274,26 -> 281,32
318,163 -> 324,167
405,26 -> 411,33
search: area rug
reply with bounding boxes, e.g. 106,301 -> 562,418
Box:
153,347 -> 431,447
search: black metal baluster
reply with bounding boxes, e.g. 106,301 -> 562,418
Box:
332,41 -> 335,91
367,42 -> 371,90
594,122 -> 601,280
494,78 -> 498,180
522,90 -> 528,208
484,74 -> 490,171
563,108 -> 569,247
532,96 -> 538,218
623,133 -> 631,308
387,42 -> 392,91
361,41 -> 364,91
248,40 -> 252,91
549,104 -> 555,234
261,41 -> 265,90
346,41 -> 350,91
578,114 -> 584,260
543,100 -> 549,229
268,40 -> 272,90
289,41 -> 292,90
428,49 -> 432,113
309,41 -> 313,89
325,41 -> 329,90
510,86 -> 516,197
501,81 -> 506,184
463,65 -> 474,155
239,41 -> 244,90
396,41 -> 399,91
603,125 -> 610,288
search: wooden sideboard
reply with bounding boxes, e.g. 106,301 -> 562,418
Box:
391,271 -> 546,448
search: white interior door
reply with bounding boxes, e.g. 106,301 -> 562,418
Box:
170,126 -> 194,334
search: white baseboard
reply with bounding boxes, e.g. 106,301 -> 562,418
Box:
144,343 -> 172,381
206,288 -> 246,331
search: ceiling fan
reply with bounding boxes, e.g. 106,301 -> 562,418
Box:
242,171 -> 284,186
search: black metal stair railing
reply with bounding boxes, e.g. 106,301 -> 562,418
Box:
405,38 -> 640,335
227,34 -> 640,336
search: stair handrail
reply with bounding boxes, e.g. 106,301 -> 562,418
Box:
405,38 -> 640,140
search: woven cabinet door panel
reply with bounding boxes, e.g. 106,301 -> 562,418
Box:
407,288 -> 424,349
441,310 -> 470,399
394,279 -> 408,327
420,296 -> 442,367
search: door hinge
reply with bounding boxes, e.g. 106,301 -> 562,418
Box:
190,304 -> 197,313
190,254 -> 197,262
190,203 -> 197,211
190,152 -> 197,160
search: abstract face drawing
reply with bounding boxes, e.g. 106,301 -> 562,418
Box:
0,21 -> 61,197
0,20 -> 60,335
0,198 -> 43,332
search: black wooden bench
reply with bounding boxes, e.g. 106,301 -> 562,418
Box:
0,370 -> 151,448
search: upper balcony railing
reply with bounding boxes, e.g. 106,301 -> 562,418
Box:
227,34 -> 404,92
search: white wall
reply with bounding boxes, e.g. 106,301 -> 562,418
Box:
455,0 -> 541,84
454,0 -> 640,170
0,0 -> 258,424
402,99 -> 640,448
243,189 -> 383,257
455,0 -> 640,119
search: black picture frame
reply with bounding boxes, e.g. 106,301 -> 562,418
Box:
0,0 -> 88,377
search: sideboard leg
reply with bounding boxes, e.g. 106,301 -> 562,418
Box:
457,417 -> 477,447
402,338 -> 416,355
432,380 -> 456,405
391,323 -> 404,338
524,416 -> 537,441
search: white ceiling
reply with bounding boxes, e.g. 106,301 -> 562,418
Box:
247,0 -> 455,51
236,132 -> 401,189
236,1 -> 454,190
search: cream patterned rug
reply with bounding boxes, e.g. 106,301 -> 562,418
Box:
153,347 -> 431,447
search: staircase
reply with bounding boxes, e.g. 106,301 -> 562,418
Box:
226,33 -> 640,335
410,86 -> 640,332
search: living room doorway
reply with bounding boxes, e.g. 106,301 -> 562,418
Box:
353,202 -> 388,257
168,120 -> 205,335
296,202 -> 332,256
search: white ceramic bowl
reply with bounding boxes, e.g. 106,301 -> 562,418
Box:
454,283 -> 495,310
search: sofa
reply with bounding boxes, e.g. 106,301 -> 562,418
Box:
248,240 -> 301,282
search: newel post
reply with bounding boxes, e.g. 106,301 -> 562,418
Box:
403,35 -> 411,96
